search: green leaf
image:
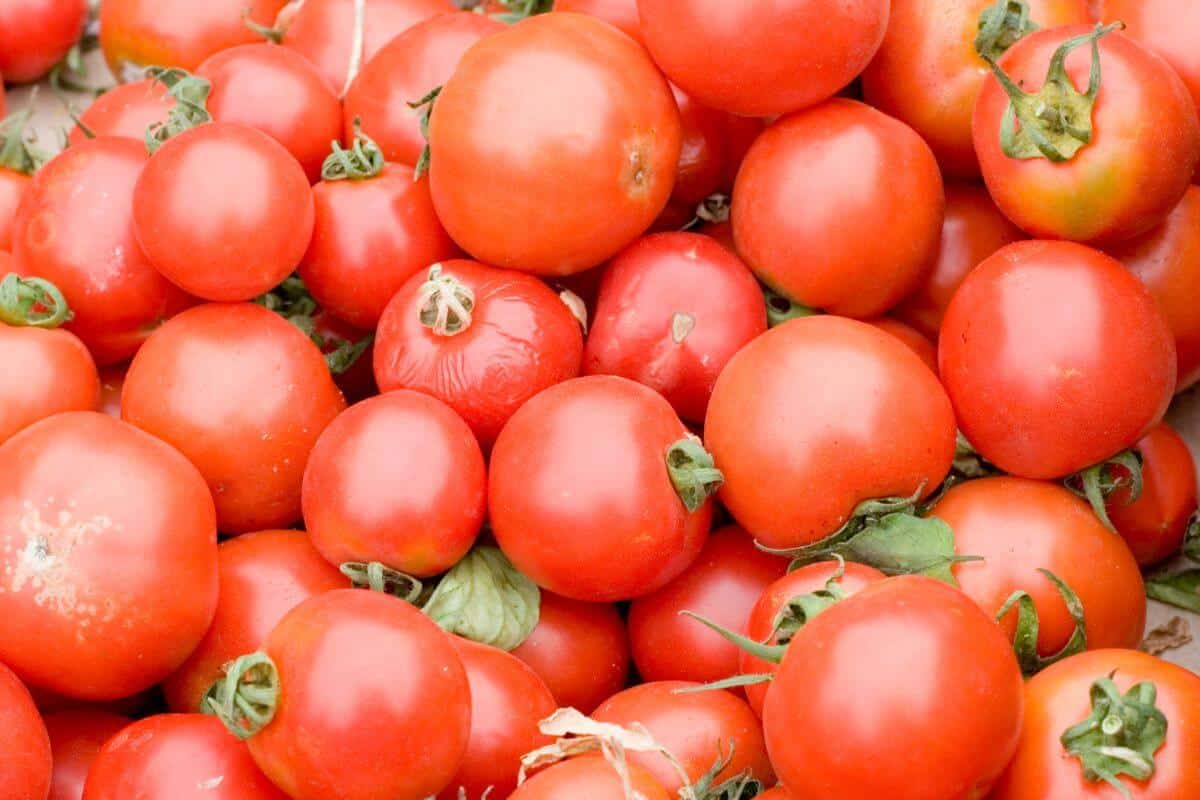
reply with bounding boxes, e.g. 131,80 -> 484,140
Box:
423,547 -> 541,651
1061,678 -> 1167,800
1183,512 -> 1199,562
1146,569 -> 1200,614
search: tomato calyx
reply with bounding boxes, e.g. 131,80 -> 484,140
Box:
423,546 -> 542,651
974,0 -> 1039,63
1065,448 -> 1144,532
0,274 -> 73,328
408,86 -> 441,179
341,561 -> 425,603
143,67 -> 212,154
666,436 -> 725,512
1061,676 -> 1168,800
981,22 -> 1123,163
995,568 -> 1088,677
418,264 -> 476,336
322,122 -> 385,180
255,275 -> 375,374
203,652 -> 280,739
919,433 -> 1002,511
763,287 -> 817,328
49,7 -> 107,97
482,0 -> 555,24
1145,569 -> 1200,613
691,746 -> 763,800
1185,511 -> 1200,562
0,100 -> 49,175
243,9 -> 287,45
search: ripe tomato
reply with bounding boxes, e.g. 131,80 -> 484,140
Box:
863,317 -> 939,373
44,711 -> 130,800
1108,423 -> 1198,566
429,13 -> 681,276
510,591 -> 630,714
122,303 -> 346,533
374,259 -> 583,449
637,0 -> 887,116
82,715 -> 287,800
668,88 -> 763,208
939,241 -> 1175,478
0,412 -> 218,700
764,576 -> 1024,799
705,316 -> 956,549
732,99 -> 945,318
344,12 -> 505,168
758,790 -> 793,800
583,232 -> 766,423
628,526 -> 786,685
1100,1 -> 1200,128
974,25 -> 1200,243
12,137 -> 195,365
993,649 -> 1200,800
196,44 -> 342,183
490,376 -> 714,602
0,320 -> 98,445
510,755 -> 671,800
0,166 -> 31,252
67,80 -> 173,147
0,0 -> 87,83
310,310 -> 378,403
557,0 -> 640,40
862,0 -> 1091,177
593,682 -> 774,792
0,662 -> 51,800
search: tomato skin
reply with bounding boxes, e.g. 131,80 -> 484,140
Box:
669,88 -> 762,208
939,240 -> 1176,479
45,711 -> 130,800
0,0 -> 87,83
67,80 -> 173,147
556,0 -> 640,39
96,367 -> 125,419
510,591 -> 630,714
974,27 -> 1200,244
0,662 -> 51,800
993,649 -> 1200,800
757,790 -> 793,800
583,232 -> 767,423
0,326 -> 98,446
1100,1 -> 1200,129
0,412 -> 218,700
732,99 -> 945,318
705,316 -> 956,549
374,259 -> 583,449
122,303 -> 346,533
511,755 -> 671,800
250,589 -> 471,800
1108,423 -> 1198,566
12,137 -> 195,365
628,526 -> 786,685
0,169 -> 31,251
162,530 -> 345,715
931,477 -> 1146,655
863,317 -> 938,373
429,13 -> 682,277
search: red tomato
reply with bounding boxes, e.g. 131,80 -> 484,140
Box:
134,123 -> 314,302
556,0 -> 640,40
1108,423 -> 1198,566
1100,1 -> 1200,128
300,167 -> 460,330
374,259 -> 583,449
490,376 -> 714,602
510,755 -> 671,800
758,790 -> 793,800
309,310 -> 377,403
669,88 -> 763,208
510,591 -> 630,714
0,0 -> 87,83
764,576 -> 1024,799
82,715 -> 287,800
583,232 -> 767,423
0,412 -> 218,700
594,682 -> 774,792
162,530 -> 345,715
45,711 -> 130,800
627,526 -> 786,685
122,303 -> 346,533
863,317 -> 938,373
67,80 -> 174,147
732,99 -> 945,318
0,167 -> 30,252
637,0 -> 887,116
993,649 -> 1200,800
0,323 -> 98,445
0,662 -> 51,800
96,367 -> 124,419
974,25 -> 1200,243
196,44 -> 342,183
939,240 -> 1175,478
12,137 -> 195,365
894,181 -> 1026,340
429,13 -> 682,276
705,316 -> 956,549
344,12 -> 505,168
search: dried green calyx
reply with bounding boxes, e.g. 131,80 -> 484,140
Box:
975,0 -> 1040,62
0,274 -> 73,328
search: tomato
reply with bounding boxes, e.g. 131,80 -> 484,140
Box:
758,790 -> 793,800
939,241 -> 1175,478
668,88 -> 763,208
429,13 -> 681,277
1100,1 -> 1200,129
0,412 -> 218,700
894,181 -> 1026,340
82,715 -> 287,800
344,12 -> 505,168
196,44 -> 342,184
732,99 -> 945,318
705,316 -> 956,549
1106,186 -> 1200,391
993,649 -> 1200,800
44,711 -> 130,800
861,0 -> 1091,178
0,321 -> 98,445
122,303 -> 346,533
162,530 -> 344,715
67,80 -> 174,147
974,25 -> 1199,243
510,591 -> 630,714
583,232 -> 767,423
100,0 -> 290,77
510,755 -> 671,800
628,526 -> 786,685
300,167 -> 460,330
0,661 -> 51,800
374,259 -> 583,449
764,576 -> 1024,799
554,0 -> 640,40
12,137 -> 195,365
637,0 -> 887,116
0,167 -> 30,252
0,0 -> 87,83
1107,423 -> 1198,566
594,682 -> 774,792
134,123 -> 314,302
490,375 -> 714,602
863,317 -> 939,373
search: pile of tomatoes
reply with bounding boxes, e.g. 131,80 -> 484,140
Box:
4,0 -> 1200,798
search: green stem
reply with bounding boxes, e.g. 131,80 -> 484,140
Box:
417,264 -> 475,336
1061,677 -> 1167,800
202,652 -> 279,740
322,120 -> 384,180
408,86 -> 441,179
340,561 -> 424,603
144,67 -> 212,154
1065,449 -> 1143,533
995,568 -> 1087,677
763,286 -> 818,328
666,437 -> 724,512
680,611 -> 787,664
490,0 -> 554,23
975,0 -> 1039,61
0,274 -> 73,328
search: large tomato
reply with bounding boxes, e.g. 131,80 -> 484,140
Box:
1108,423 -> 1198,566
0,0 -> 87,83
939,241 -> 1175,478
429,13 -> 681,276
1100,1 -> 1200,126
44,711 -> 130,800
0,315 -> 98,445
122,303 -> 346,533
510,755 -> 671,800
67,81 -> 173,147
0,662 -> 51,800
732,99 -> 945,318
0,412 -> 218,699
